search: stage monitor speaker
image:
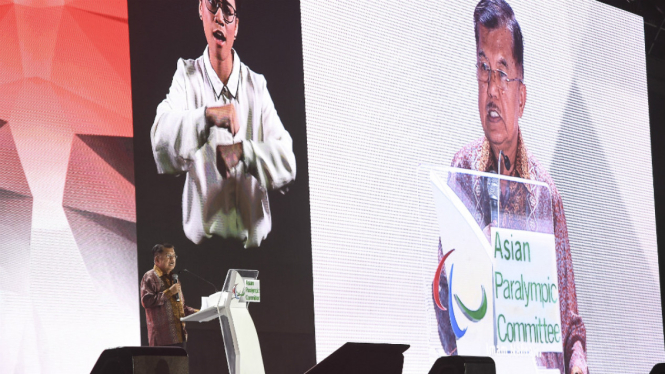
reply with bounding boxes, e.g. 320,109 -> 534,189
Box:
428,356 -> 495,374
305,342 -> 409,374
90,346 -> 188,374
651,363 -> 665,374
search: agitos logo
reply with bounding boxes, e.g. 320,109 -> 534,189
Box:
433,249 -> 488,339
232,283 -> 245,299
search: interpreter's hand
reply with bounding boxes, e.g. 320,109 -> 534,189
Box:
571,367 -> 583,374
216,143 -> 243,178
205,104 -> 240,136
165,283 -> 181,297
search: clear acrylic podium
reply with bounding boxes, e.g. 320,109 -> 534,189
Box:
416,165 -> 562,374
181,269 -> 263,374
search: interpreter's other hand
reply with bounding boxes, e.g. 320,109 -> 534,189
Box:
216,143 -> 243,178
571,367 -> 583,374
205,104 -> 240,136
167,283 -> 181,297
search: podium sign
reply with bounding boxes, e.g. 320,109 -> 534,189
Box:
237,279 -> 260,302
419,165 -> 563,371
491,227 -> 562,353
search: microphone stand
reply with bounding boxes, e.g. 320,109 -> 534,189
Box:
180,269 -> 220,293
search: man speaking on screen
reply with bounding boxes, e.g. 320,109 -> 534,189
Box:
434,1 -> 588,373
151,0 -> 296,248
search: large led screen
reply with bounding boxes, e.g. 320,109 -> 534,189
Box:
0,1 -> 138,373
128,0 -> 315,373
302,0 -> 663,373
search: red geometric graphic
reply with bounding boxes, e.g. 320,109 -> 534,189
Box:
0,1 -> 136,373
0,120 -> 32,296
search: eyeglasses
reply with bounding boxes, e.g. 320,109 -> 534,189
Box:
163,254 -> 178,260
476,62 -> 522,91
204,0 -> 237,24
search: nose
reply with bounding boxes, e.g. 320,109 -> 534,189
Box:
213,7 -> 225,25
486,70 -> 500,98
215,8 -> 225,26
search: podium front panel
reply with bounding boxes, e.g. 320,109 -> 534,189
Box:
417,165 -> 561,372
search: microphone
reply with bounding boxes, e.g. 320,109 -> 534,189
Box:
490,150 -> 510,227
487,170 -> 499,226
503,153 -> 511,171
180,269 -> 220,293
497,150 -> 511,173
498,150 -> 511,174
172,274 -> 181,302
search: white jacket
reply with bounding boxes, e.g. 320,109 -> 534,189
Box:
151,48 -> 296,247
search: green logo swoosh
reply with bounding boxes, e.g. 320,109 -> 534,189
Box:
454,286 -> 487,322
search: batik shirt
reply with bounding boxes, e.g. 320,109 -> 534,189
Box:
140,266 -> 197,346
435,131 -> 588,374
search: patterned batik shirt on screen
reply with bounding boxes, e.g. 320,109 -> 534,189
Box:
434,131 -> 588,374
141,266 -> 198,346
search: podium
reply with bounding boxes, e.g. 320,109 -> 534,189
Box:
181,269 -> 263,374
416,165 -> 562,374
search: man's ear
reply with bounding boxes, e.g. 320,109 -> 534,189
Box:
234,18 -> 239,40
199,0 -> 203,19
518,82 -> 527,118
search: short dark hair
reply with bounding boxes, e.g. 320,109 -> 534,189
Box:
152,243 -> 174,258
473,0 -> 524,78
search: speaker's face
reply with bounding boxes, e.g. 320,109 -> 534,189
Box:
476,25 -> 526,161
155,247 -> 177,274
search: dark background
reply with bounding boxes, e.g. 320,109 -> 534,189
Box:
649,52 -> 665,356
127,0 -> 315,373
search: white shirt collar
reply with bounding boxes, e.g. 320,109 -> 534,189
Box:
203,46 -> 241,100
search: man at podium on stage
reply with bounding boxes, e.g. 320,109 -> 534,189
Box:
140,243 -> 198,348
434,1 -> 588,373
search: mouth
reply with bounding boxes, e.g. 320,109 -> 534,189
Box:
213,30 -> 226,43
486,105 -> 502,122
